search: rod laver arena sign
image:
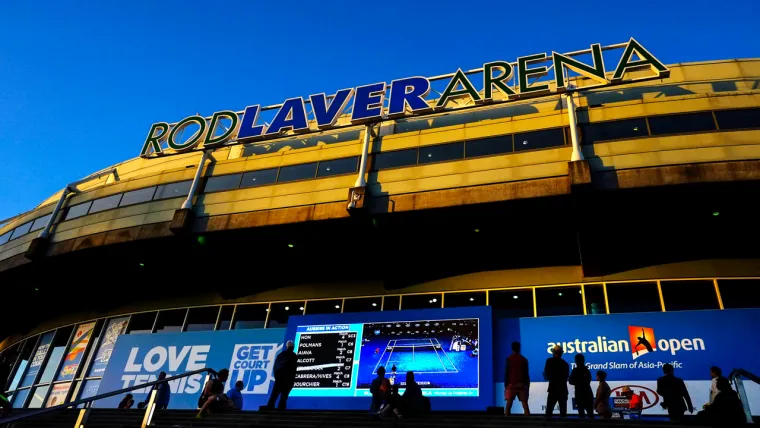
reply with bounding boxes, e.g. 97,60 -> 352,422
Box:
140,38 -> 668,158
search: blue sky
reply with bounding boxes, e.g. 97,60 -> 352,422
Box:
1,0 -> 758,220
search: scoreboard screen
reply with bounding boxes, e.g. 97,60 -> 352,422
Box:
293,330 -> 357,389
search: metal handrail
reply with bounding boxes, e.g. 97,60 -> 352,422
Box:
729,368 -> 760,385
0,367 -> 218,426
728,368 -> 757,424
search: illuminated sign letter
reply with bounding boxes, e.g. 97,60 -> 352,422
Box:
552,43 -> 608,90
518,53 -> 551,95
435,69 -> 481,110
388,76 -> 432,118
237,105 -> 267,140
351,82 -> 386,124
612,38 -> 669,82
140,123 -> 169,157
167,116 -> 207,152
482,61 -> 516,102
203,111 -> 240,148
310,89 -> 354,129
266,97 -> 309,135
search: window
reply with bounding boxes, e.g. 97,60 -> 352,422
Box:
277,163 -> 317,183
232,304 -> 268,330
240,168 -> 279,188
88,194 -> 123,214
154,309 -> 187,334
382,296 -> 401,311
515,128 -> 565,151
153,181 -> 192,200
660,280 -> 719,311
77,379 -> 101,405
584,284 -> 607,314
127,312 -> 157,334
581,118 -> 649,144
30,214 -> 53,232
27,385 -> 50,408
204,174 -> 242,193
465,135 -> 513,158
12,387 -> 30,408
64,202 -> 92,220
0,231 -> 10,245
266,302 -> 305,328
489,289 -> 534,317
317,157 -> 359,177
536,286 -> 583,317
419,142 -> 464,164
443,291 -> 486,307
20,333 -> 54,388
343,297 -> 382,313
119,187 -> 157,207
10,221 -> 32,240
39,326 -> 74,383
372,149 -> 418,170
606,282 -> 662,313
717,279 -> 760,309
218,306 -> 234,330
185,306 -> 219,332
400,294 -> 442,310
304,299 -> 343,315
715,108 -> 760,130
648,112 -> 716,135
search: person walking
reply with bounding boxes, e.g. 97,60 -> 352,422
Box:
118,393 -> 135,409
594,370 -> 612,419
267,340 -> 297,411
197,368 -> 231,418
568,354 -> 594,418
657,363 -> 694,421
504,341 -> 530,416
543,344 -> 569,417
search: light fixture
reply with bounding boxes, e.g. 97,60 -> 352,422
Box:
712,212 -> 720,216
513,295 -> 519,299
558,292 -> 563,297
579,290 -> 582,294
252,177 -> 257,181
326,167 -> 331,171
427,153 -> 432,157
288,244 -> 294,248
266,308 -> 269,312
372,303 -> 377,307
34,287 -> 39,291
469,297 -> 475,302
334,305 -> 340,309
196,235 -> 206,245
299,306 -> 304,311
633,126 -> 639,131
139,263 -> 145,267
522,141 -> 528,145
474,228 -> 480,233
429,300 -> 433,303
432,298 -> 437,303
285,306 -> 290,311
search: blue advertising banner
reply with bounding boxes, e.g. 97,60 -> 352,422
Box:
19,332 -> 54,388
88,317 -> 129,377
95,328 -> 285,409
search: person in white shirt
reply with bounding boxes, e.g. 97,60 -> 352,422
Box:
709,366 -> 723,405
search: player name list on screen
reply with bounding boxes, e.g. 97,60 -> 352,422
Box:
294,331 -> 357,388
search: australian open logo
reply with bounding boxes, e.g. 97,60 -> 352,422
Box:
229,343 -> 282,394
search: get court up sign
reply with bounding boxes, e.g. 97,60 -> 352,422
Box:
140,38 -> 668,158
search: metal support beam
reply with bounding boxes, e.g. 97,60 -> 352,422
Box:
565,93 -> 583,162
181,151 -> 210,210
354,125 -> 373,188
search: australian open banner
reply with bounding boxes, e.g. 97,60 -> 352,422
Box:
95,328 -> 285,409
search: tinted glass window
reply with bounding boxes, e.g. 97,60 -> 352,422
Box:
119,187 -> 157,207
606,282 -> 662,313
240,168 -> 278,188
39,326 -> 74,383
277,163 -> 317,183
715,108 -> 760,130
204,174 -> 241,193
233,304 -> 268,330
536,286 -> 583,317
154,181 -> 192,200
443,291 -> 486,307
401,294 -> 442,310
65,202 -> 92,220
372,149 -> 418,170
660,280 -> 719,311
382,296 -> 400,311
127,312 -> 157,334
465,135 -> 513,158
582,118 -> 648,144
185,306 -> 219,332
218,306 -> 234,330
88,194 -> 122,214
154,309 -> 186,334
317,157 -> 358,177
30,214 -> 53,232
0,232 -> 10,245
419,142 -> 464,164
267,302 -> 305,328
304,299 -> 343,315
515,128 -> 566,151
343,297 -> 382,313
489,289 -> 534,317
10,222 -> 32,240
28,385 -> 49,408
648,112 -> 716,135
717,279 -> 760,309
584,284 -> 607,314
11,387 -> 29,408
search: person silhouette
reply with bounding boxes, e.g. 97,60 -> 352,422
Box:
635,329 -> 653,355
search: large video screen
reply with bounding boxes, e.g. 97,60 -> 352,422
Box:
290,317 -> 479,398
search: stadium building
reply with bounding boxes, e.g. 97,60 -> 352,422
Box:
1,39 -> 759,420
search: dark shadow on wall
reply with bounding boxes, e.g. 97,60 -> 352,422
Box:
394,103 -> 541,133
241,129 -> 362,157
583,79 -> 760,106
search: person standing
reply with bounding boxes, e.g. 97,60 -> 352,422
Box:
152,372 -> 171,410
504,341 -> 530,416
267,340 -> 297,411
657,363 -> 694,421
709,366 -> 725,406
568,354 -> 594,418
594,371 -> 612,419
543,344 -> 569,417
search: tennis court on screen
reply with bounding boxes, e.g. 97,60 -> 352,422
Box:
372,338 -> 458,374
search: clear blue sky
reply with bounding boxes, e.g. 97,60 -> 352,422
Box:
1,0 -> 758,220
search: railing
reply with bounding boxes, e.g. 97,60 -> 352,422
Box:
728,368 -> 758,424
0,367 -> 218,428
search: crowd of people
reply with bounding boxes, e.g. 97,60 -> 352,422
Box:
504,341 -> 747,425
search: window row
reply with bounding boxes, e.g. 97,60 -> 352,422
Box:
581,107 -> 760,145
